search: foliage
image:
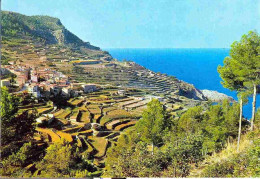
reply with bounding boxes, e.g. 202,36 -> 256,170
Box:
0,142 -> 35,177
1,86 -> 20,122
104,132 -> 169,177
104,99 -> 248,177
202,131 -> 260,177
35,139 -> 98,178
218,31 -> 260,130
1,87 -> 36,145
136,99 -> 172,152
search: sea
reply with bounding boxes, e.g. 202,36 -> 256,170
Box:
105,48 -> 260,119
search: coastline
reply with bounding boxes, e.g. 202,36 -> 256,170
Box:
106,48 -> 258,118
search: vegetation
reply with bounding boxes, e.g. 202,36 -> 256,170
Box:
1,87 -> 36,146
218,31 -> 260,152
200,130 -> 260,177
104,99 -> 253,177
1,10 -> 259,178
219,31 -> 260,131
35,139 -> 100,178
136,99 -> 171,154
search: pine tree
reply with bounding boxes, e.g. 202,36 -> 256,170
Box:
136,99 -> 171,155
228,31 -> 260,130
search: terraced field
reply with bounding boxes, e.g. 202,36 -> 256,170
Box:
28,88 -> 188,168
29,91 -> 152,166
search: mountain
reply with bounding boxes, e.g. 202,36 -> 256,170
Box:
1,11 -> 206,102
2,11 -> 100,50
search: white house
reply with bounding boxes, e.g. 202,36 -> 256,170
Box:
1,79 -> 10,87
118,90 -> 126,96
61,87 -> 72,98
28,85 -> 41,98
36,116 -> 48,123
36,114 -> 54,124
82,84 -> 97,93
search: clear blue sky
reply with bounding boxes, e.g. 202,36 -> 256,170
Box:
2,0 -> 260,48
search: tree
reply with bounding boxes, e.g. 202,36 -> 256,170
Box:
0,142 -> 34,177
136,99 -> 171,155
104,130 -> 170,178
1,87 -> 37,145
236,91 -> 250,151
36,139 -> 98,178
164,134 -> 204,177
1,87 -> 21,145
226,31 -> 260,130
1,86 -> 20,122
218,54 -> 246,151
178,106 -> 204,134
218,31 -> 259,150
36,140 -> 74,177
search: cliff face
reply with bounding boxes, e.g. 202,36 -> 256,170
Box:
2,11 -> 100,50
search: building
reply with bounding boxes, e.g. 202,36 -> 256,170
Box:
146,95 -> 164,102
118,90 -> 126,96
0,79 -> 10,87
36,116 -> 48,123
50,85 -> 62,96
61,87 -> 72,98
28,84 -> 41,98
82,84 -> 97,93
36,114 -> 54,124
31,73 -> 39,83
17,75 -> 27,87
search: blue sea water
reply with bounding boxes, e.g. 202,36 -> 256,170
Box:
105,48 -> 260,119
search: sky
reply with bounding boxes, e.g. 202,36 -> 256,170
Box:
2,0 -> 260,48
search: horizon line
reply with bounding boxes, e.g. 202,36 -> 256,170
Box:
102,47 -> 231,49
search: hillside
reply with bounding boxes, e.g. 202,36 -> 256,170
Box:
1,11 -> 259,178
2,11 -> 100,50
1,11 -> 208,104
189,130 -> 260,177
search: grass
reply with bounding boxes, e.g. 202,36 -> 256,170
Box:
62,126 -> 84,133
103,106 -> 117,114
56,109 -> 71,119
77,138 -> 82,147
56,131 -> 73,142
80,111 -> 92,123
107,109 -> 131,116
88,136 -> 108,158
53,109 -> 65,117
131,105 -> 147,116
204,135 -> 252,164
87,104 -> 101,109
70,109 -> 80,120
83,138 -> 94,153
36,106 -> 53,115
94,114 -> 101,120
114,120 -> 137,131
117,99 -> 142,107
88,108 -> 101,114
100,109 -> 137,125
189,133 -> 255,178
36,128 -> 61,142
105,119 -> 131,130
70,99 -> 85,106
74,129 -> 93,136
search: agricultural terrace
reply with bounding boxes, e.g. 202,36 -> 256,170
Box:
26,87 -> 185,168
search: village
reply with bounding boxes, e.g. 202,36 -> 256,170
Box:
1,61 -> 100,99
0,61 -> 168,167
0,30 -> 207,171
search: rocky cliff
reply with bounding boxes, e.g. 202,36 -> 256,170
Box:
2,11 -> 100,50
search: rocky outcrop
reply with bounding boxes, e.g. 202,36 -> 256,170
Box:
178,83 -> 207,100
201,90 -> 235,103
2,11 -> 100,50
